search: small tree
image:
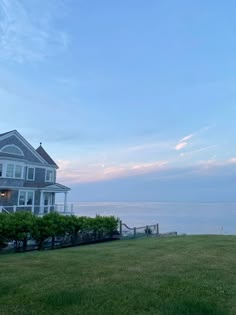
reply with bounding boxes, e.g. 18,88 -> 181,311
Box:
63,215 -> 81,245
7,212 -> 34,251
31,212 -> 67,250
0,213 -> 11,249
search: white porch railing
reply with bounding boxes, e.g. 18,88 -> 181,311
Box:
0,206 -> 12,214
54,203 -> 75,214
0,205 -> 17,213
0,205 -> 75,215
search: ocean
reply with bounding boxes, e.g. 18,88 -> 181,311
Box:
66,202 -> 236,235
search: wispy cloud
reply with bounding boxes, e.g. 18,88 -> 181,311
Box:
175,125 -> 214,151
179,145 -> 217,158
175,142 -> 188,151
0,0 -> 69,63
179,125 -> 213,142
55,124 -> 219,184
57,159 -> 169,184
180,134 -> 194,142
128,141 -> 172,152
228,157 -> 236,164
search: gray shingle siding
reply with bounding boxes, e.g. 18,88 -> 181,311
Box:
0,135 -> 43,164
0,178 -> 25,187
0,190 -> 18,207
35,167 -> 46,183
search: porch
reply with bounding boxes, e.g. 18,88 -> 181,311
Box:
0,183 -> 71,215
0,202 -> 74,215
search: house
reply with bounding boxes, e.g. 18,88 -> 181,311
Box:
0,130 -> 70,215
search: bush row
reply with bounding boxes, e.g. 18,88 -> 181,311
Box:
0,211 -> 119,251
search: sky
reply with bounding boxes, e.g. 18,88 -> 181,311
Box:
1,0 -> 236,202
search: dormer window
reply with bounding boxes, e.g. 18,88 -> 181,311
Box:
0,145 -> 24,156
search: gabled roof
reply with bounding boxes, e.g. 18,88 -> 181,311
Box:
0,130 -> 58,167
36,144 -> 58,168
0,130 -> 47,164
0,130 -> 17,137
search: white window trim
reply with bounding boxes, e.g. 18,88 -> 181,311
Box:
6,163 -> 14,178
0,144 -> 24,156
15,165 -> 22,178
6,163 -> 24,179
45,168 -> 54,182
18,190 -> 35,207
27,167 -> 35,181
0,161 -> 25,179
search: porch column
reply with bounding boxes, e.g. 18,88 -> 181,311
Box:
64,192 -> 68,213
39,191 -> 44,214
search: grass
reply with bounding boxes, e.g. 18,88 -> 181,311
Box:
0,235 -> 236,315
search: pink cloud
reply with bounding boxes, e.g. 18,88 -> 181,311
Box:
131,161 -> 168,170
56,159 -> 169,184
229,157 -> 236,164
175,142 -> 187,151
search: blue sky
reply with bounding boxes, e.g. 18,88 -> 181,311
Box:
1,0 -> 236,201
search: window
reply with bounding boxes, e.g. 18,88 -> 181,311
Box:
15,165 -> 22,178
6,164 -> 22,178
46,169 -> 53,182
27,192 -> 33,205
27,167 -> 35,181
19,191 -> 26,205
18,191 -> 34,206
1,145 -> 24,156
0,164 -> 2,177
6,164 -> 14,177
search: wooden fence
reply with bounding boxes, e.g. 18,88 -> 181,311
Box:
119,220 -> 159,239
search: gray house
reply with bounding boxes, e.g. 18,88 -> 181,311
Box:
0,130 -> 70,215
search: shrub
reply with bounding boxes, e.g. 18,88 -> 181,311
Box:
2,212 -> 35,251
31,212 -> 68,250
0,212 -> 119,251
0,213 -> 10,250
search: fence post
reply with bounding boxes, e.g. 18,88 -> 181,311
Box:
134,227 -> 136,238
13,205 -> 16,213
51,236 -> 55,249
23,237 -> 27,252
119,220 -> 123,237
156,224 -> 159,236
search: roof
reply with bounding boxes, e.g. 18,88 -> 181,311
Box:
42,183 -> 71,192
24,182 -> 70,191
0,130 -> 48,164
36,144 -> 58,168
0,181 -> 70,192
0,130 -> 59,168
0,130 -> 17,137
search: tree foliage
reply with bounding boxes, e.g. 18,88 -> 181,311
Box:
0,211 -> 119,251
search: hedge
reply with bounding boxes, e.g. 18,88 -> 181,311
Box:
0,212 -> 119,251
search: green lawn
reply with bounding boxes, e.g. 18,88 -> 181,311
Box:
0,235 -> 235,315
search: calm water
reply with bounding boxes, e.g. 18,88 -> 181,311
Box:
70,202 -> 236,235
